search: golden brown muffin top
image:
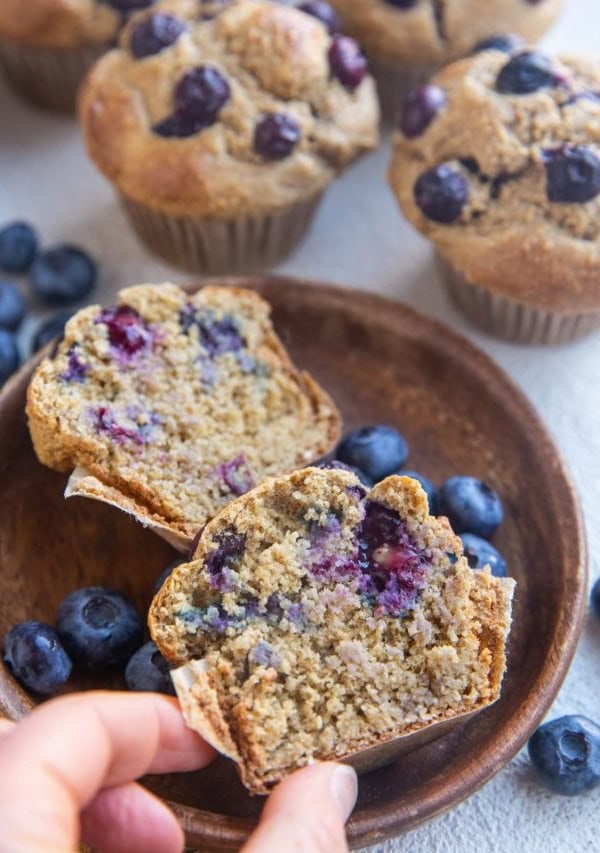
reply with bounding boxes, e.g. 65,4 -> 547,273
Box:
0,1 -> 129,49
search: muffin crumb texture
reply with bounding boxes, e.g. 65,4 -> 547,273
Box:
150,469 -> 515,793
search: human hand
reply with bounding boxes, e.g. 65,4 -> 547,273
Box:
0,691 -> 357,853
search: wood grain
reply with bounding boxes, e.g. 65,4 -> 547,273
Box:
0,277 -> 587,849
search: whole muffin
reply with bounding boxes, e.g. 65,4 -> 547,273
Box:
389,47 -> 600,344
328,0 -> 563,119
0,1 -> 148,111
78,0 -> 379,274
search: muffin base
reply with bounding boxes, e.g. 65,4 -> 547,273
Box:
371,59 -> 438,128
0,39 -> 108,112
439,255 -> 600,345
121,194 -> 324,274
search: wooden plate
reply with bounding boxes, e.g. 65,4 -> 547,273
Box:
0,277 -> 587,850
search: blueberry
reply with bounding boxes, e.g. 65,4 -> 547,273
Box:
528,716 -> 600,796
472,34 -> 524,54
0,329 -> 19,385
400,471 -> 437,508
437,476 -> 503,538
401,85 -> 446,138
154,66 -> 230,138
414,165 -> 469,223
30,246 -> 97,307
3,621 -> 72,696
543,146 -> 600,204
56,587 -> 142,670
336,426 -> 408,482
130,13 -> 186,59
591,578 -> 600,621
0,222 -> 38,273
496,51 -> 559,95
298,1 -> 340,33
97,305 -> 152,356
31,311 -> 73,352
153,558 -> 185,595
460,533 -> 507,577
254,113 -> 301,160
328,35 -> 367,91
383,0 -> 419,7
125,641 -> 175,695
0,281 -> 25,331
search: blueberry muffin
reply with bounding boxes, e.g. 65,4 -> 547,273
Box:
327,0 -> 563,119
78,0 -> 379,273
26,284 -> 341,551
150,467 -> 515,793
0,1 -> 151,111
389,48 -> 600,344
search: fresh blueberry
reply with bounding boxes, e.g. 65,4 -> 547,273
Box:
298,1 -> 340,33
472,34 -> 524,54
153,558 -> 185,595
496,51 -> 559,95
0,222 -> 38,273
460,533 -> 507,577
0,281 -> 25,331
125,641 -> 175,695
336,426 -> 408,482
3,621 -> 72,696
56,587 -> 142,670
401,85 -> 447,138
130,13 -> 186,59
30,246 -> 97,307
543,146 -> 600,204
528,716 -> 600,796
0,329 -> 19,385
254,113 -> 301,160
591,578 -> 600,621
154,66 -> 230,138
436,476 -> 503,538
400,471 -> 437,508
328,35 -> 367,91
31,311 -> 73,352
414,165 -> 469,223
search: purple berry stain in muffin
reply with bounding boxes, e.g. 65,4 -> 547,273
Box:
205,527 -> 246,592
96,305 -> 153,360
93,406 -> 159,446
181,305 -> 245,357
60,346 -> 89,383
217,454 -> 255,496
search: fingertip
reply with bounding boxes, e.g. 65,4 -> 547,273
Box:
329,764 -> 358,822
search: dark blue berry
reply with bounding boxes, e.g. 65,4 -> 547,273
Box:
400,471 -> 437,508
591,578 -> 600,621
401,85 -> 446,138
125,641 -> 175,694
254,113 -> 301,160
154,66 -> 230,138
472,34 -> 524,54
32,311 -> 73,353
496,51 -> 559,95
414,165 -> 469,223
436,476 -> 503,538
0,281 -> 26,331
328,35 -> 367,91
30,246 -> 97,307
56,587 -> 142,670
298,1 -> 340,33
3,621 -> 72,696
336,426 -> 409,482
153,557 -> 185,595
528,716 -> 600,796
130,14 -> 186,59
543,146 -> 600,204
383,0 -> 419,7
0,329 -> 19,385
0,222 -> 38,273
460,533 -> 507,577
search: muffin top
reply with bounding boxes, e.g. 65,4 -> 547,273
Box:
78,0 -> 379,218
389,48 -> 600,313
328,0 -> 563,68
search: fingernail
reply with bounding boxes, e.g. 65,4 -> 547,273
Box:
330,765 -> 358,822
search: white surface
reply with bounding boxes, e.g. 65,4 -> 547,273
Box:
0,1 -> 599,851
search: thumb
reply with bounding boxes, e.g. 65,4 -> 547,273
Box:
242,762 -> 358,853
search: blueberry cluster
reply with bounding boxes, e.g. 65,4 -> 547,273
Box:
332,424 -> 507,576
0,220 -> 97,387
2,584 -> 175,697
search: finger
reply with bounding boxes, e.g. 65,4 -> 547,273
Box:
81,781 -> 183,853
0,718 -> 14,738
243,762 -> 357,853
0,691 -> 215,852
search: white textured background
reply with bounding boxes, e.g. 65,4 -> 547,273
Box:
0,1 -> 598,851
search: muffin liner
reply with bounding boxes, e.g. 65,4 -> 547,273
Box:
0,38 -> 107,112
439,254 -> 600,345
121,193 -> 324,274
370,59 -> 439,128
